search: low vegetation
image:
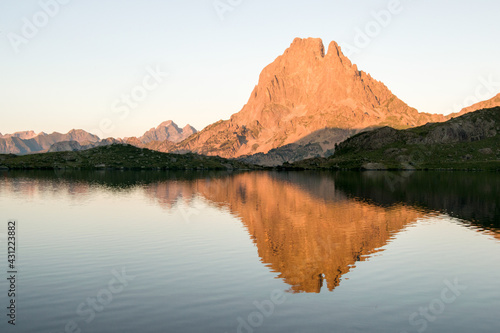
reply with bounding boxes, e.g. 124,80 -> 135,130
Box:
285,107 -> 500,171
0,144 -> 258,171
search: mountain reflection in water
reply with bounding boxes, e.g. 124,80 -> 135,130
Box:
1,170 -> 498,294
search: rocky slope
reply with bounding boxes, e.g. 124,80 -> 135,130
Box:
237,128 -> 358,166
239,92 -> 500,166
336,107 -> 499,152
162,38 -> 449,162
288,107 -> 500,170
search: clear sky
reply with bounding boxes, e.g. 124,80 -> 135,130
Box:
1,0 -> 499,138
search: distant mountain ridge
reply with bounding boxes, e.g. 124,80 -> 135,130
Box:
135,120 -> 197,144
0,129 -> 100,155
0,121 -> 196,155
0,130 -> 39,140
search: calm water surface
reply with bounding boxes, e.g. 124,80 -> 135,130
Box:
0,170 -> 499,333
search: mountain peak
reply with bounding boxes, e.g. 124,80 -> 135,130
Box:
172,37 -> 450,161
182,124 -> 196,132
158,120 -> 176,128
287,37 -> 325,58
326,40 -> 353,68
138,121 -> 197,144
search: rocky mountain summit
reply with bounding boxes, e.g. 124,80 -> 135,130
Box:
163,38 -> 451,162
136,121 -> 197,144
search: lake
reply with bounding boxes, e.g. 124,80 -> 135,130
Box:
0,170 -> 499,333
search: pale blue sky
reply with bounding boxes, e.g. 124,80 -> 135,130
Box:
1,0 -> 499,138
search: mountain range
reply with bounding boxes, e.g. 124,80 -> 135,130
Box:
0,129 -> 100,155
0,121 -> 197,155
2,38 -> 499,164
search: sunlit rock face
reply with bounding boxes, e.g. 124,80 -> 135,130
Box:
170,38 -> 448,161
